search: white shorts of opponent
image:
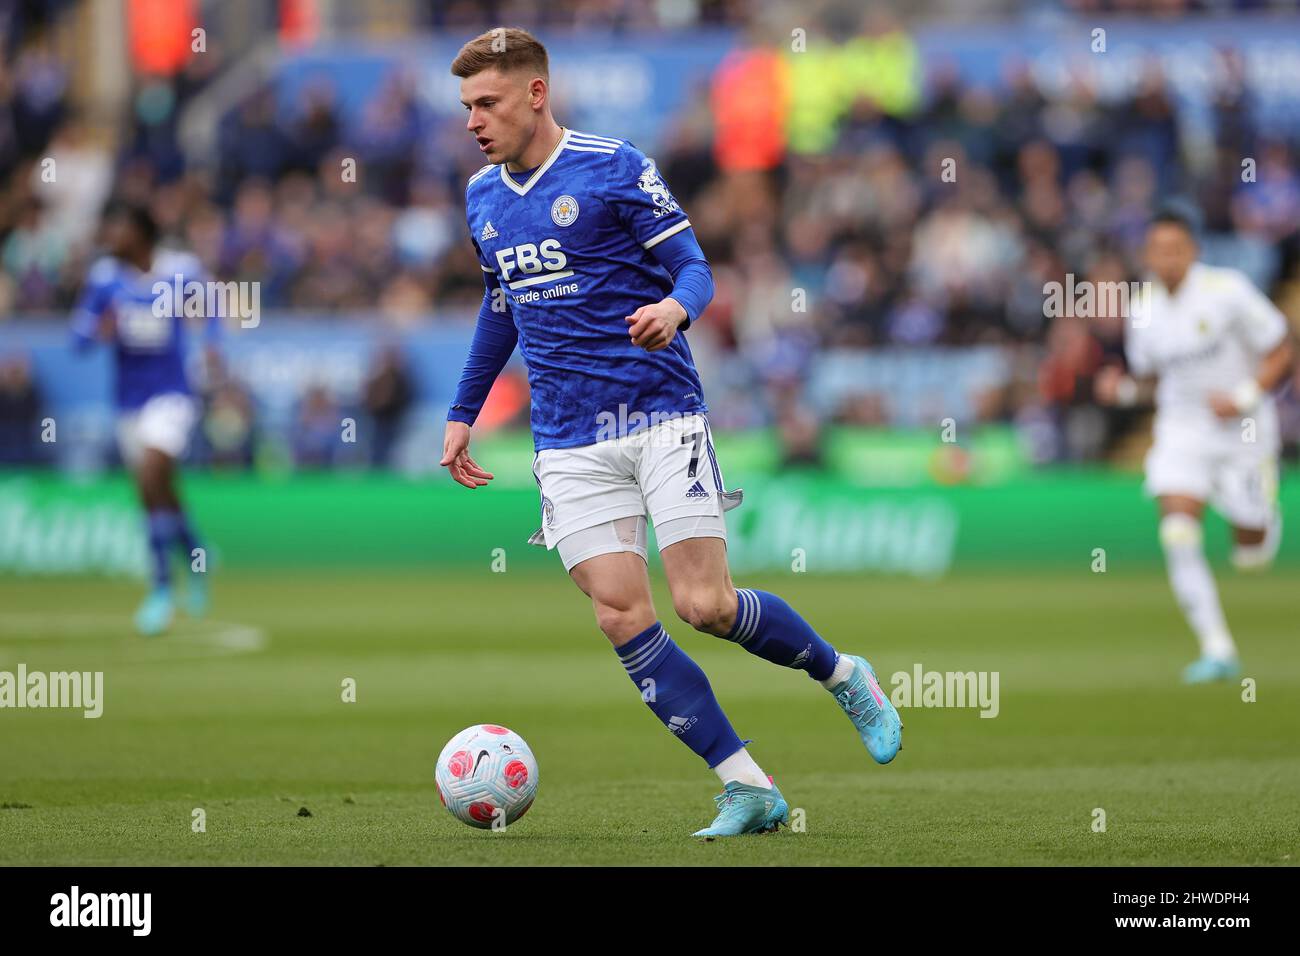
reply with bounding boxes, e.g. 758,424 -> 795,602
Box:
1144,439 -> 1279,531
116,392 -> 197,469
527,413 -> 744,572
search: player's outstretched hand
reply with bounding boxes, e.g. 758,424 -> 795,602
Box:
440,421 -> 494,489
626,297 -> 687,352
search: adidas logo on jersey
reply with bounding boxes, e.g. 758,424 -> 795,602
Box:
685,480 -> 710,500
480,221 -> 498,240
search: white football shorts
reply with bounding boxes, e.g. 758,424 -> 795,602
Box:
116,392 -> 197,468
1144,439 -> 1279,530
527,413 -> 744,571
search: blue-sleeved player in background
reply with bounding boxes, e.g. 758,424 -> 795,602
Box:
440,28 -> 904,838
72,202 -> 215,635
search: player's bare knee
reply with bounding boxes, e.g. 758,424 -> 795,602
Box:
594,603 -> 647,644
673,587 -> 735,635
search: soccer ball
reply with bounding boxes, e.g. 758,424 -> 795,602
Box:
435,724 -> 538,829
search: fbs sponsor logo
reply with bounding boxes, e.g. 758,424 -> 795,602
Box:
50,886 -> 151,936
889,663 -> 999,718
667,714 -> 697,735
0,665 -> 103,718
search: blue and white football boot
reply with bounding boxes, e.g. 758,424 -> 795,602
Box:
828,655 -> 902,763
134,587 -> 175,636
1182,656 -> 1241,684
692,780 -> 790,838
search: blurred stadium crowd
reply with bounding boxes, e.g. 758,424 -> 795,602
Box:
2,0 -> 1299,471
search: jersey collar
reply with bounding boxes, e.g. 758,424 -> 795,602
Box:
1150,261 -> 1202,300
500,127 -> 570,197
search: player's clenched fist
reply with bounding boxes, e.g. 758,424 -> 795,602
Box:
1093,365 -> 1123,405
440,420 -> 494,489
626,297 -> 688,352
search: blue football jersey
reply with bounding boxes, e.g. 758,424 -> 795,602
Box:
464,128 -> 708,450
71,251 -> 209,410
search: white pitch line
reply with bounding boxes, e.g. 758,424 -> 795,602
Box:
0,613 -> 267,664
131,620 -> 268,661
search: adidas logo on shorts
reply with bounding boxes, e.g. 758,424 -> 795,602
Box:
685,480 -> 710,500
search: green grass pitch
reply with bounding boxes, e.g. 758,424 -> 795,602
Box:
1,567 -> 1296,866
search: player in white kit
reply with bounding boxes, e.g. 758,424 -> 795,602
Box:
1097,210 -> 1295,683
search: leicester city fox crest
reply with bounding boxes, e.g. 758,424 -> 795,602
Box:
637,158 -> 681,218
551,195 -> 579,226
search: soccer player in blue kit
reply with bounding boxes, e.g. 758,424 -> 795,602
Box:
440,28 -> 903,837
72,203 -> 213,636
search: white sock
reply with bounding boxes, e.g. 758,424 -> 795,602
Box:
819,653 -> 855,689
1160,513 -> 1238,661
714,748 -> 771,789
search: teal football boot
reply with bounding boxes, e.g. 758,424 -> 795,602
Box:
692,780 -> 789,838
134,587 -> 175,636
1182,656 -> 1240,684
828,655 -> 902,763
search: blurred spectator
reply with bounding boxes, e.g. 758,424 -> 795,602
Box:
0,353 -> 43,464
192,349 -> 256,469
363,346 -> 415,467
9,35 -> 67,158
32,120 -> 112,247
1,194 -> 64,308
772,382 -> 825,470
286,80 -> 342,177
292,385 -> 342,469
217,90 -> 293,202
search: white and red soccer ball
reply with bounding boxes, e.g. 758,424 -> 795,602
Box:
435,724 -> 538,829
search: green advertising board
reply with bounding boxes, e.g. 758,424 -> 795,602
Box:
1,464 -> 1293,578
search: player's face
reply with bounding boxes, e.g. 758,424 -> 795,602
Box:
103,215 -> 141,260
1144,224 -> 1197,290
460,68 -> 539,166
